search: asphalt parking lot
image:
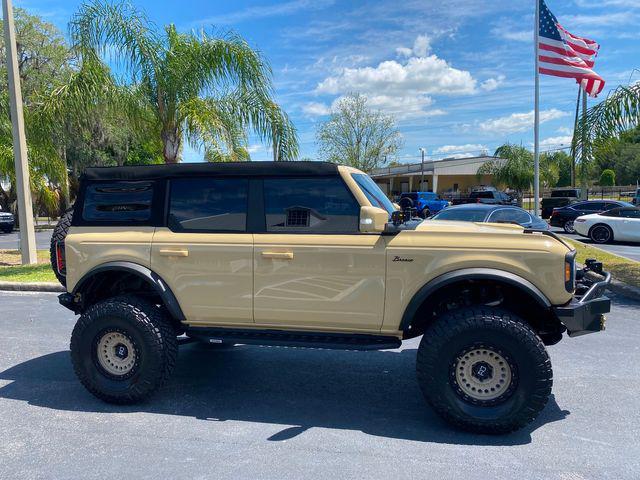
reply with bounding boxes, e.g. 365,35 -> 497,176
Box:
0,230 -> 53,251
0,290 -> 638,479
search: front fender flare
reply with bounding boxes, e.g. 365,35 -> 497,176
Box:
399,268 -> 551,332
72,261 -> 185,321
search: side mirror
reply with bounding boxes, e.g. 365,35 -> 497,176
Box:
359,206 -> 389,233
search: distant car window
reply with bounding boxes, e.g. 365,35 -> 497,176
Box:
581,202 -> 606,211
83,181 -> 154,222
432,209 -> 488,222
470,191 -> 494,199
620,209 -> 640,219
487,208 -> 531,225
600,209 -> 620,217
264,177 -> 360,233
169,178 -> 248,232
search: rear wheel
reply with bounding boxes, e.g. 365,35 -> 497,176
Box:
589,224 -> 613,244
416,307 -> 552,434
70,295 -> 178,404
563,220 -> 575,234
50,209 -> 73,286
421,207 -> 431,219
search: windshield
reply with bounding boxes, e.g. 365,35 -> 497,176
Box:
351,173 -> 396,216
432,208 -> 488,222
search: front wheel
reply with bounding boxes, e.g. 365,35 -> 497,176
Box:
421,208 -> 431,219
563,220 -> 575,234
416,307 -> 552,434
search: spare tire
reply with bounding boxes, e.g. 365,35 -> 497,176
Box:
398,197 -> 414,210
50,208 -> 73,287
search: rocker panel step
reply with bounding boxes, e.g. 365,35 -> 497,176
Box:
185,327 -> 402,351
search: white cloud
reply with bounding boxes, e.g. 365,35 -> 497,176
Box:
317,56 -> 476,97
434,144 -> 488,155
302,101 -> 331,116
412,34 -> 431,57
247,145 -> 263,153
539,136 -> 574,149
557,126 -> 573,135
396,47 -> 414,58
491,27 -> 531,43
196,0 -> 334,25
563,12 -> 638,28
479,109 -> 570,135
480,75 -> 505,92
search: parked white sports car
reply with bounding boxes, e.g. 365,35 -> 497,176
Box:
574,207 -> 640,244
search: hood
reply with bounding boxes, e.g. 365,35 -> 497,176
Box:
414,219 -> 524,235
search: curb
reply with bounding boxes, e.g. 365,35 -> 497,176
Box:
0,281 -> 64,292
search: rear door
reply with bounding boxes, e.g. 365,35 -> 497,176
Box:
151,177 -> 253,326
253,176 -> 386,331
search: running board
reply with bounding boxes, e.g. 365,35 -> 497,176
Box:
185,327 -> 401,351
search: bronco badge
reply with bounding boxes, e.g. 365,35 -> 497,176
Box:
392,256 -> 413,262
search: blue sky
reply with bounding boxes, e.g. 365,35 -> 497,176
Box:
15,0 -> 640,164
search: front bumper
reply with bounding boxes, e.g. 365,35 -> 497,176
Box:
553,268 -> 611,337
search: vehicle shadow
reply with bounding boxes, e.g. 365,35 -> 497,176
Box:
0,344 -> 569,446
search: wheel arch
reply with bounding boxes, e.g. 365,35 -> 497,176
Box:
400,268 -> 561,343
71,262 -> 185,321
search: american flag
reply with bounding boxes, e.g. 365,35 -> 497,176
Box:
538,0 -> 605,97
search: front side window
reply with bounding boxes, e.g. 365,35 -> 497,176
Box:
432,208 -> 488,222
169,178 -> 248,232
83,181 -> 154,222
488,208 -> 532,225
264,177 -> 359,233
351,173 -> 396,216
620,209 -> 640,219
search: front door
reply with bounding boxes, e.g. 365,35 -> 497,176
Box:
151,177 -> 253,326
253,177 -> 386,331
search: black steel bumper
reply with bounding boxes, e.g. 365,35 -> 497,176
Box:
553,269 -> 611,337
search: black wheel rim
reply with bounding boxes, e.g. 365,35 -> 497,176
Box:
592,226 -> 610,243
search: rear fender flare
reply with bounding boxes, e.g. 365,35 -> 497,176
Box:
72,261 -> 185,321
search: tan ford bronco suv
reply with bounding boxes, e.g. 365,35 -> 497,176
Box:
52,161 -> 611,434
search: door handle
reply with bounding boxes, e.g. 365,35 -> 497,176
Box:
159,248 -> 189,257
261,251 -> 294,259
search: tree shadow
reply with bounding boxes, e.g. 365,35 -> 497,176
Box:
0,344 -> 569,446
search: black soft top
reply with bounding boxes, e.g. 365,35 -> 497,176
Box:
82,161 -> 339,181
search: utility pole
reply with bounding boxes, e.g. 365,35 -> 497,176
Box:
420,148 -> 425,191
532,0 -> 540,217
570,85 -> 582,187
2,0 -> 37,264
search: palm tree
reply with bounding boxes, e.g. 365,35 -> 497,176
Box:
574,82 -> 640,166
62,0 -> 297,163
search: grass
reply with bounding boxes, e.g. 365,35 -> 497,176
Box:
564,239 -> 640,289
0,250 -> 57,283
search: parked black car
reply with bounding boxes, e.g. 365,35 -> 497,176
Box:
541,188 -> 582,219
430,203 -> 549,231
549,200 -> 634,233
0,205 -> 14,233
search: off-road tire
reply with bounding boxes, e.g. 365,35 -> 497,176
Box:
49,209 -> 73,286
563,220 -> 575,234
416,307 -> 552,434
421,208 -> 431,219
70,295 -> 178,404
589,224 -> 613,244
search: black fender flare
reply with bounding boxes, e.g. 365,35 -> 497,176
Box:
399,268 -> 551,332
72,261 -> 185,321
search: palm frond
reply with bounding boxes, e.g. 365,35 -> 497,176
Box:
574,81 -> 640,162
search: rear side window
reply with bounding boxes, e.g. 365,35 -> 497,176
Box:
263,177 -> 359,233
169,178 -> 248,232
82,181 -> 154,222
488,208 -> 531,225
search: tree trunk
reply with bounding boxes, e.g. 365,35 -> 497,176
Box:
162,128 -> 181,164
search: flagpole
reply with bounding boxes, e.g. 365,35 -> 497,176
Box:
533,0 -> 540,217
